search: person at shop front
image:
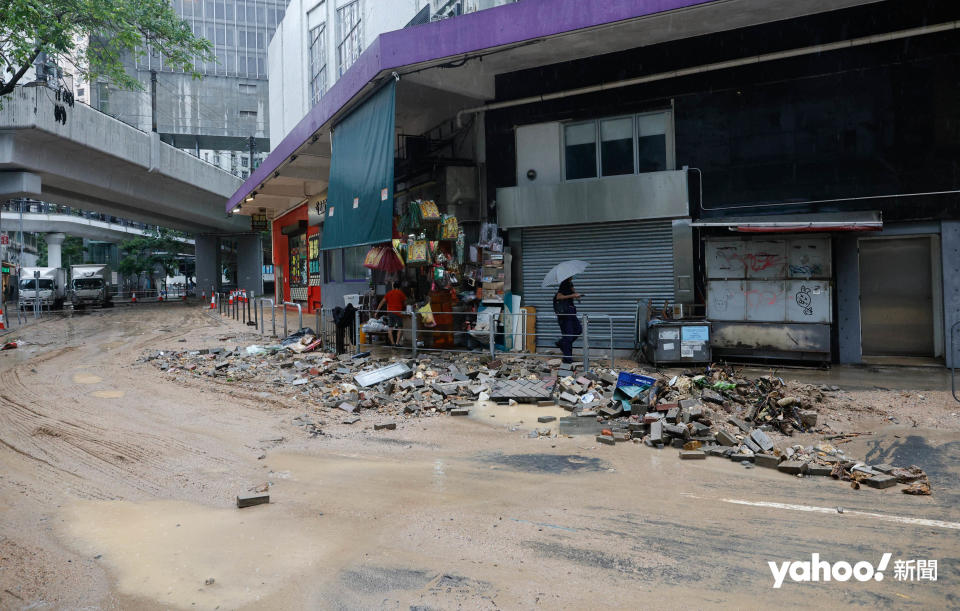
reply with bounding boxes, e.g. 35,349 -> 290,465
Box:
377,281 -> 408,346
553,278 -> 583,364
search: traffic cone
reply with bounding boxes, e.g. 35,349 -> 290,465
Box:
228,292 -> 234,305
131,292 -> 137,304
0,308 -> 6,331
182,293 -> 187,301
209,293 -> 216,309
202,290 -> 206,300
157,292 -> 163,302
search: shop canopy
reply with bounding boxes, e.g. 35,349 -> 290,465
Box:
691,211 -> 882,232
321,81 -> 396,251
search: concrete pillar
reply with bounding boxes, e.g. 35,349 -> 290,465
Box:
943,221 -> 960,369
236,233 -> 263,295
195,234 -> 219,296
835,235 -> 862,364
45,233 -> 66,269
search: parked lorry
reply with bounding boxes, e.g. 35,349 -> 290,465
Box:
19,267 -> 67,310
70,264 -> 112,309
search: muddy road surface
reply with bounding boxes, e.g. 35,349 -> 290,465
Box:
1,305 -> 958,609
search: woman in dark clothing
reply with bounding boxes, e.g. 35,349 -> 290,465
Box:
553,278 -> 583,364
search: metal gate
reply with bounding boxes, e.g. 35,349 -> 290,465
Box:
859,236 -> 935,357
521,220 -> 674,349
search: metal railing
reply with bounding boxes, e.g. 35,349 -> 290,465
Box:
210,298 -> 629,368
282,301 -> 302,338
259,298 -> 276,337
332,306 -> 633,369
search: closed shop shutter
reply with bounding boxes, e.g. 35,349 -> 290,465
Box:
521,220 -> 675,350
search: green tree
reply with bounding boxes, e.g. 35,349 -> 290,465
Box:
117,236 -> 154,289
61,236 -> 84,267
118,231 -> 188,292
0,0 -> 213,101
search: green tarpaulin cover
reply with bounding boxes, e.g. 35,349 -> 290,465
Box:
321,80 -> 396,250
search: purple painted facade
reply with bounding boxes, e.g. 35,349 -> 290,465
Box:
227,0 -> 720,212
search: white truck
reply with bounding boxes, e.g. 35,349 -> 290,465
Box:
19,267 -> 68,310
70,264 -> 112,309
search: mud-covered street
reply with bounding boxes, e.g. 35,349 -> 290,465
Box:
1,304 -> 958,609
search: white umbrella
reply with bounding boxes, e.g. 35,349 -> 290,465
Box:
541,259 -> 589,288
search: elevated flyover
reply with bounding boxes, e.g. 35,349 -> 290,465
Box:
0,87 -> 258,292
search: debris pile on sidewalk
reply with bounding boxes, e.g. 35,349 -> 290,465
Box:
138,334 -> 930,494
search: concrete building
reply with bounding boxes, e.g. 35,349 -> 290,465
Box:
91,0 -> 289,179
228,0 -> 960,368
268,0 -> 519,148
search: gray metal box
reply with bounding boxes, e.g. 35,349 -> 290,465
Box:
649,322 -> 711,364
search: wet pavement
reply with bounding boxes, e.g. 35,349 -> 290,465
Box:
2,305 -> 959,609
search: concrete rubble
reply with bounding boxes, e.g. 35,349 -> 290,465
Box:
139,345 -> 931,495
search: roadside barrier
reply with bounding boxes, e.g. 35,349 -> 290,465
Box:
330,307 -> 631,369
0,306 -> 6,330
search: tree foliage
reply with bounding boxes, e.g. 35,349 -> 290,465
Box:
0,0 -> 214,98
118,231 -> 187,290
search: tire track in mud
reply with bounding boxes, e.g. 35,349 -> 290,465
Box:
0,307 -> 242,501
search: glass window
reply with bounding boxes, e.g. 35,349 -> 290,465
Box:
216,26 -> 225,45
336,0 -> 362,76
637,112 -> 668,173
323,250 -> 338,282
600,117 -> 634,176
343,246 -> 368,281
224,1 -> 234,20
216,0 -> 224,18
309,24 -> 327,104
564,122 -> 597,180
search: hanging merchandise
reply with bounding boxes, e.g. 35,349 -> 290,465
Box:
418,302 -> 436,327
363,246 -> 384,268
420,200 -> 441,221
441,215 -> 459,240
478,222 -> 499,246
407,240 -> 429,264
398,199 -> 423,233
456,230 -> 465,264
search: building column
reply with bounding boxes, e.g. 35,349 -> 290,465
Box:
45,233 -> 66,269
835,235 -> 862,364
943,221 -> 960,369
195,234 -> 219,296
236,233 -> 263,296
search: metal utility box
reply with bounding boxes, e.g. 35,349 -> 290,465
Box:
648,321 -> 711,365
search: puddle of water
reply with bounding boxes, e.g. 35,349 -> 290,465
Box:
90,390 -> 124,399
72,373 -> 103,384
60,499 -> 333,609
468,400 -> 569,429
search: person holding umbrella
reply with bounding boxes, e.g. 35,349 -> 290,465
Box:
542,260 -> 589,364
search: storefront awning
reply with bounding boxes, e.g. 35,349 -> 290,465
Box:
321,81 -> 396,251
691,211 -> 882,232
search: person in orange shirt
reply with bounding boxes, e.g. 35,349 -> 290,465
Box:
376,281 -> 408,346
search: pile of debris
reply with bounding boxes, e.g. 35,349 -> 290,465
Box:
137,334 -> 930,495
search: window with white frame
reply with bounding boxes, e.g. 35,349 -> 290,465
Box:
563,110 -> 673,180
309,23 -> 327,104
336,0 -> 362,77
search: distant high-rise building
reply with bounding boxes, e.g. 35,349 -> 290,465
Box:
92,0 -> 290,177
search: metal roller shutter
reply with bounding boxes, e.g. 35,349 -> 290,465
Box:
521,220 -> 674,350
